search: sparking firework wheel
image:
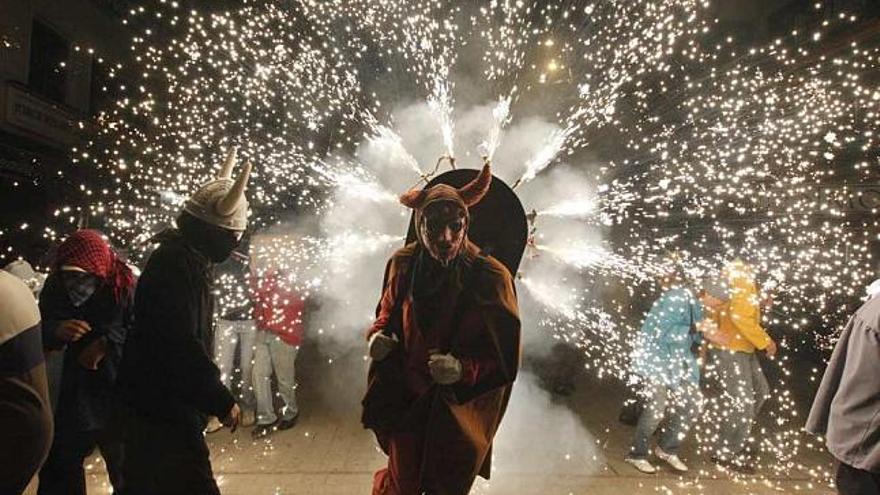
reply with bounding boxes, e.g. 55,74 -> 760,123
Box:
405,168 -> 528,277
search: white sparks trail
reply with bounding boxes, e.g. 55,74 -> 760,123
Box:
428,74 -> 456,159
520,275 -> 581,321
518,123 -> 578,186
312,161 -> 399,204
479,96 -> 512,161
363,119 -> 423,176
537,197 -> 595,219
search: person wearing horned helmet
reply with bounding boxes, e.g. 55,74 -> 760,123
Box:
119,147 -> 253,495
362,159 -> 522,495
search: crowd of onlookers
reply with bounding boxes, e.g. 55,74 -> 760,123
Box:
0,227 -> 308,495
0,146 -> 875,495
5,237 -> 878,494
0,149 -> 317,494
623,259 -> 777,475
622,258 -> 880,495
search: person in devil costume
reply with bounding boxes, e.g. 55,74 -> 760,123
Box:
119,147 -> 252,495
362,160 -> 522,495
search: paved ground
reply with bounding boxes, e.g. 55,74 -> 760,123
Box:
25,345 -> 837,495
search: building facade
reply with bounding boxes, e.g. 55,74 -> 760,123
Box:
0,0 -> 131,263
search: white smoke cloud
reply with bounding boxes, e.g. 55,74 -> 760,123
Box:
309,100 -> 586,358
473,371 -> 603,493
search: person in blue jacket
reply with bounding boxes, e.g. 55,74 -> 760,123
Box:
625,267 -> 704,474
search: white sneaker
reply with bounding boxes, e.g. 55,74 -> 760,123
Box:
654,447 -> 688,472
625,456 -> 657,474
205,417 -> 224,434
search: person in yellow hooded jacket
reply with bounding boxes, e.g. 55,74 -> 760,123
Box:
703,259 -> 777,474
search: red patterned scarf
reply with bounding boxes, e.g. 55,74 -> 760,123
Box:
55,229 -> 135,304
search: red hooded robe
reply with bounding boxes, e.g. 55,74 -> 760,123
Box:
363,164 -> 521,495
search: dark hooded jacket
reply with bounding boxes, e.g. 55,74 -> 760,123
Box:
119,230 -> 234,433
40,270 -> 133,432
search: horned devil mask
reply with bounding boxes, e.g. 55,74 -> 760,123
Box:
399,163 -> 492,266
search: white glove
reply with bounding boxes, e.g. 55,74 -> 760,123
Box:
428,353 -> 463,385
368,332 -> 398,361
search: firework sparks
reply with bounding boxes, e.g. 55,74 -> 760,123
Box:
8,0 -> 874,488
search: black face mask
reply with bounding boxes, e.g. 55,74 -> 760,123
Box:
201,233 -> 241,263
177,212 -> 242,263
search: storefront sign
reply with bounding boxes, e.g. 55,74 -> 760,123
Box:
4,82 -> 75,147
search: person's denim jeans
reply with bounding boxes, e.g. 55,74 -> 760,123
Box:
630,381 -> 701,458
214,319 -> 256,408
708,349 -> 770,459
253,331 -> 299,425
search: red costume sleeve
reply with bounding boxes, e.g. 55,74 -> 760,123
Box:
366,256 -> 400,341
